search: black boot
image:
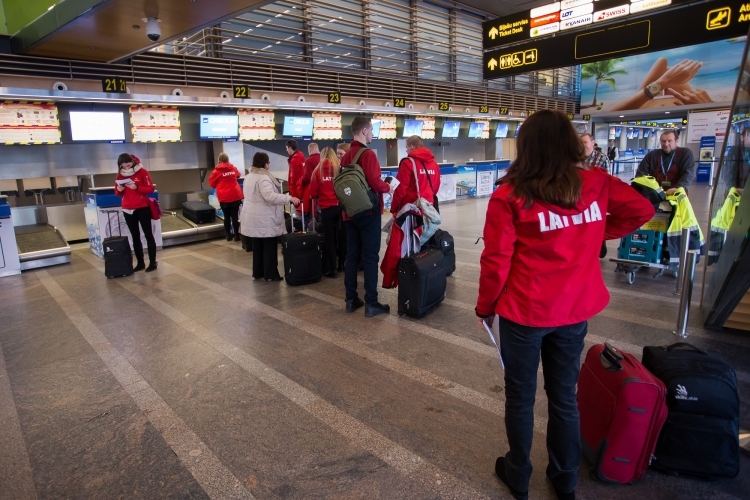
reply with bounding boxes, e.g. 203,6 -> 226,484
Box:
495,457 -> 528,500
364,302 -> 390,317
145,262 -> 158,273
133,262 -> 146,272
345,298 -> 364,313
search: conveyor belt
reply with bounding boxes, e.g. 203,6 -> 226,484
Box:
160,210 -> 225,247
160,213 -> 194,233
14,224 -> 71,270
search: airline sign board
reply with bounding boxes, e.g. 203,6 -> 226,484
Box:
484,0 -> 750,79
483,0 -> 692,49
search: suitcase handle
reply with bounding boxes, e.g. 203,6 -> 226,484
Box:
600,343 -> 624,371
666,342 -> 707,355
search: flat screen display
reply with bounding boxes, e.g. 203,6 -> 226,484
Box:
626,128 -> 634,139
200,114 -> 239,140
644,130 -> 651,138
283,116 -> 314,137
495,123 -> 509,138
69,112 -> 125,142
468,122 -> 485,139
442,121 -> 460,139
514,124 -> 521,137
402,119 -> 424,138
615,127 -> 622,138
372,119 -> 381,139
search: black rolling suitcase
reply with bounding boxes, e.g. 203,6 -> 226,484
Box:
397,232 -> 446,317
642,342 -> 740,479
280,203 -> 322,286
182,201 -> 216,224
103,210 -> 133,279
428,229 -> 455,276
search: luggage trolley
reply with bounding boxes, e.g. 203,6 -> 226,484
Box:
609,210 -> 672,284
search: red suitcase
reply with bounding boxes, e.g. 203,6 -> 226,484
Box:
578,343 -> 668,484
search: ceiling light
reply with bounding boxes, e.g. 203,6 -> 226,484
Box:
619,115 -> 624,117
665,111 -> 670,114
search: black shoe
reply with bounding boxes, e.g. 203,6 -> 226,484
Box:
552,485 -> 575,500
133,262 -> 145,272
324,271 -> 338,278
265,276 -> 283,282
364,302 -> 390,317
345,298 -> 364,313
145,263 -> 158,273
235,233 -> 241,242
495,457 -> 528,500
227,235 -> 233,241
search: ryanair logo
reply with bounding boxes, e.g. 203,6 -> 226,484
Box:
560,14 -> 593,30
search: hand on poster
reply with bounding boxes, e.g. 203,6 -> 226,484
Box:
668,88 -> 712,105
654,59 -> 702,89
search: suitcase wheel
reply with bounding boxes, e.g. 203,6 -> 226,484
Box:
627,271 -> 635,285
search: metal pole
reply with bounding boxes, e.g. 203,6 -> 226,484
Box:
675,227 -> 691,294
674,250 -> 699,338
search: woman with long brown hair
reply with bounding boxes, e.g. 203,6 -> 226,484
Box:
475,110 -> 653,500
309,147 -> 344,277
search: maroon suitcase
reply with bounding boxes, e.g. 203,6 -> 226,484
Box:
578,343 -> 668,484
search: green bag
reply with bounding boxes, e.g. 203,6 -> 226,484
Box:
334,147 -> 379,218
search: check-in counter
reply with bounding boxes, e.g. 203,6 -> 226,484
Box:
437,164 -> 457,203
0,196 -> 21,277
466,160 -> 511,197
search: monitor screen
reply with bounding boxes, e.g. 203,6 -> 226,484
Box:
371,119 -> 381,139
69,112 -> 125,142
514,124 -> 521,137
441,121 -> 460,139
626,128 -> 634,139
200,115 -> 239,140
282,116 -> 314,137
495,123 -> 509,138
402,119 -> 424,138
644,130 -> 651,138
468,122 -> 485,138
615,127 -> 622,138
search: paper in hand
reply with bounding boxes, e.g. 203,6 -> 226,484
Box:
388,177 -> 400,190
483,318 -> 505,369
116,178 -> 134,185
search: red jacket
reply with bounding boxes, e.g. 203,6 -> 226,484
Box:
287,150 -> 306,198
115,165 -> 154,210
391,147 -> 441,214
309,159 -> 339,209
208,162 -> 243,203
297,152 -> 320,214
476,168 -> 654,327
339,141 -> 391,220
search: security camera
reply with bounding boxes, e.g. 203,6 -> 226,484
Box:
143,18 -> 161,42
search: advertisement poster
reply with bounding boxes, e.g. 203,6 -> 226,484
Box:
416,116 -> 436,140
312,112 -> 342,140
0,102 -> 61,144
686,109 -> 731,143
238,110 -> 276,140
130,106 -> 181,142
476,169 -> 494,197
456,166 -> 476,197
373,114 -> 397,139
581,37 -> 746,114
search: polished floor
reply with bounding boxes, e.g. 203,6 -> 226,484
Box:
1,187 -> 748,500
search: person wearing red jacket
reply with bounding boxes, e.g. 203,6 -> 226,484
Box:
309,147 -> 344,277
114,153 -> 158,272
286,139 -> 306,207
339,117 -> 393,317
475,110 -> 654,500
391,135 -> 441,215
297,142 -> 320,216
208,152 -> 244,241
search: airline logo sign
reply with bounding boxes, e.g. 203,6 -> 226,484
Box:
560,3 -> 593,19
561,0 -> 592,9
531,12 -> 560,27
561,14 -> 593,29
530,2 -> 561,18
594,4 -> 630,22
630,0 -> 672,15
531,22 -> 561,36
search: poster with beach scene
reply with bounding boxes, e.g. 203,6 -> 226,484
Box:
581,37 -> 746,114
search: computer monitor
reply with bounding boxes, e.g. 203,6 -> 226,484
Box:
468,122 -> 485,138
371,119 -> 382,139
282,116 -> 314,137
644,130 -> 651,138
495,123 -> 509,138
514,124 -> 521,137
442,121 -> 460,139
626,128 -> 634,139
199,114 -> 239,140
402,119 -> 424,138
69,112 -> 126,142
615,127 -> 622,138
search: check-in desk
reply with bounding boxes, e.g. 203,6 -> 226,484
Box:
0,196 -> 21,277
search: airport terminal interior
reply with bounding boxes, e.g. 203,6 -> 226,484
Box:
1,0 -> 750,498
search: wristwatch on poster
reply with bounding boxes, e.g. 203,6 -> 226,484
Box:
644,82 -> 662,99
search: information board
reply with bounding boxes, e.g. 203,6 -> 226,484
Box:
416,116 -> 436,140
0,102 -> 61,145
130,106 -> 181,142
687,109 -> 731,143
373,114 -> 397,139
312,112 -> 342,140
238,110 -> 275,141
475,119 -> 491,140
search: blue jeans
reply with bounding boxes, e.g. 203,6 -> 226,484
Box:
344,213 -> 381,304
498,316 -> 586,494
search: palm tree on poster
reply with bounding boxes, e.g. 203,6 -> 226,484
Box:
581,59 -> 627,108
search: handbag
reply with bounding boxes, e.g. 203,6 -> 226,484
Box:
408,158 -> 441,245
148,197 -> 162,220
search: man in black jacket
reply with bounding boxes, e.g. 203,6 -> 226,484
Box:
636,130 -> 695,195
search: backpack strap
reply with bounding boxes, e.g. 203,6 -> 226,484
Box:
408,158 -> 421,199
351,146 -> 368,167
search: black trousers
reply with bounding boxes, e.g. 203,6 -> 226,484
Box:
123,207 -> 156,265
321,206 -> 346,273
251,236 -> 280,280
220,201 -> 241,237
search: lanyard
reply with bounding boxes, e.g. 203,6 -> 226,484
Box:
660,150 -> 676,177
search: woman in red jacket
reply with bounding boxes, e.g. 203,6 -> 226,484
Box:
475,110 -> 654,500
309,147 -> 344,277
208,152 -> 244,241
114,153 -> 158,272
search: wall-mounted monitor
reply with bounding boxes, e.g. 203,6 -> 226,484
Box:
495,123 -> 509,138
282,116 -> 314,137
468,122 -> 485,139
644,130 -> 651,138
69,112 -> 125,142
615,127 -> 622,138
442,121 -> 460,139
626,128 -> 635,139
372,119 -> 382,139
514,124 -> 521,137
200,114 -> 239,140
402,119 -> 424,138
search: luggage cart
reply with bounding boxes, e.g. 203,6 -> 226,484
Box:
609,211 -> 673,285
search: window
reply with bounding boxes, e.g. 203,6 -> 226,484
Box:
370,0 -> 414,77
310,0 -> 365,70
220,2 -> 306,62
455,11 -> 483,84
417,3 -> 452,81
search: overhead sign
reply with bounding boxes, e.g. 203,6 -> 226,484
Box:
484,0 -> 750,79
483,0 -> 692,49
687,109 -> 731,143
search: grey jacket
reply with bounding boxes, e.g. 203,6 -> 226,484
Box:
239,167 -> 291,238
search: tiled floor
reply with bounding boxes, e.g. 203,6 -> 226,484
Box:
1,189 -> 748,499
